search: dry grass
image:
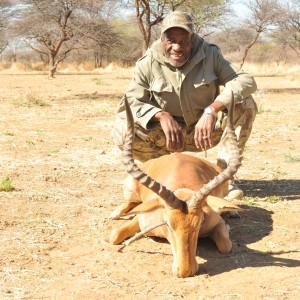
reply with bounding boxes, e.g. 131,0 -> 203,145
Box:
0,62 -> 134,74
1,61 -> 299,77
242,62 -> 300,77
0,70 -> 299,300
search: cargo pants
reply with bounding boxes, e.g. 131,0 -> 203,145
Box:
111,96 -> 257,168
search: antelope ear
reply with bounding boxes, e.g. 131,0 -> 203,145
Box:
205,195 -> 244,213
174,188 -> 194,201
123,199 -> 163,216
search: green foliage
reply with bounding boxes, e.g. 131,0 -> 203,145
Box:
284,153 -> 300,163
177,0 -> 228,34
36,129 -> 45,135
253,42 -> 272,63
92,78 -> 108,86
13,92 -> 50,108
241,195 -> 282,206
265,196 -> 283,203
242,225 -> 256,234
0,177 -> 14,192
2,130 -> 14,136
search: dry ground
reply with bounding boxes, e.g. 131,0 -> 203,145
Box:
0,70 -> 299,300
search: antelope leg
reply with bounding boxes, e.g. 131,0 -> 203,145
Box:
109,216 -> 140,245
209,221 -> 232,254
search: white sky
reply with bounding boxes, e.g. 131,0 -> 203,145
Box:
230,0 -> 251,19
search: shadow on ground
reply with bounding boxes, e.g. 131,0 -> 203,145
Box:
196,205 -> 300,276
236,179 -> 300,200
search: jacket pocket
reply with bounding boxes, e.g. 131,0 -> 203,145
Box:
193,72 -> 218,89
150,79 -> 173,109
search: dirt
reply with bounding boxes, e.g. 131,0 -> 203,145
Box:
0,70 -> 299,300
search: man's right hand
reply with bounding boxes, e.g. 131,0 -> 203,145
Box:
152,111 -> 184,151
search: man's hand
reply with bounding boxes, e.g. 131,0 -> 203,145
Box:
152,111 -> 184,151
194,101 -> 226,150
194,113 -> 216,150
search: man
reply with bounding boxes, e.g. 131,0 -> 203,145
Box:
111,11 -> 257,199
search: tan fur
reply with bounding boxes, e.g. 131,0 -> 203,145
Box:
109,152 -> 242,278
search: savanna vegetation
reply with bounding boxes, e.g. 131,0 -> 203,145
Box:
0,0 -> 299,76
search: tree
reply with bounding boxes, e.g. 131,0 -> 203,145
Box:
239,0 -> 278,69
132,0 -> 165,53
108,18 -> 143,66
273,0 -> 300,58
71,4 -> 122,68
212,27 -> 255,54
178,0 -> 230,36
16,0 -> 76,76
14,0 -> 120,77
126,0 -> 229,53
0,0 -> 13,54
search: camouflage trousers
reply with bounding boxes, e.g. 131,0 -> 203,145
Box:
111,96 -> 257,167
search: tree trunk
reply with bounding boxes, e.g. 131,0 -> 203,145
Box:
49,54 -> 56,77
142,39 -> 148,53
240,31 -> 261,69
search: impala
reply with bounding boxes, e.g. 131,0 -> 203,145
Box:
109,94 -> 243,278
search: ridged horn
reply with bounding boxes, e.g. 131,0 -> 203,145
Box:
188,91 -> 242,208
122,95 -> 185,211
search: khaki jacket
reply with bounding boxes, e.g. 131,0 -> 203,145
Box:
116,34 -> 257,129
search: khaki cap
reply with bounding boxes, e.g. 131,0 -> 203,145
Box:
161,11 -> 193,34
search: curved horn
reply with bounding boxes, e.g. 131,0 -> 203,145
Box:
122,95 -> 185,211
189,91 -> 242,208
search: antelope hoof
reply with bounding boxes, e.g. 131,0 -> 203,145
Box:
225,184 -> 244,201
109,209 -> 122,220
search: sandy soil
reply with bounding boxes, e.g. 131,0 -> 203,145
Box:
0,70 -> 299,300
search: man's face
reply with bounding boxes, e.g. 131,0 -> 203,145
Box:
161,27 -> 194,68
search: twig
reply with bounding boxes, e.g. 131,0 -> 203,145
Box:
106,276 -> 122,288
118,221 -> 166,252
134,291 -> 147,298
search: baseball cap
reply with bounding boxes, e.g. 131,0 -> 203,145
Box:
161,11 -> 194,34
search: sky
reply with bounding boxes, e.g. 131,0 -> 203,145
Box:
230,0 -> 251,19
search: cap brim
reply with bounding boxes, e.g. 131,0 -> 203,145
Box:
162,25 -> 193,34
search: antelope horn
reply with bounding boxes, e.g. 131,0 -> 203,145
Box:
189,91 -> 242,208
122,95 -> 185,211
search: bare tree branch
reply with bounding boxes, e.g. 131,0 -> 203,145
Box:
12,0 -> 120,76
239,0 -> 279,68
272,0 -> 300,58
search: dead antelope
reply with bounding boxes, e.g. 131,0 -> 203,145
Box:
109,94 -> 243,278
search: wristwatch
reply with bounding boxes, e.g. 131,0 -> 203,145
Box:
204,107 -> 217,117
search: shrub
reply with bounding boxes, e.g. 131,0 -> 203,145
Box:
0,177 -> 14,192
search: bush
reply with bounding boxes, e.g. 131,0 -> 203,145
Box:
0,177 -> 14,192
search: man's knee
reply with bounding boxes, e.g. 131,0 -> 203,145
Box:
239,95 -> 257,125
111,118 -> 127,149
111,120 -> 169,162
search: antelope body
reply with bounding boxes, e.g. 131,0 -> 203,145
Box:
110,95 -> 242,278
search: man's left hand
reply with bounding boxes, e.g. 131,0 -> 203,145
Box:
194,113 -> 216,150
